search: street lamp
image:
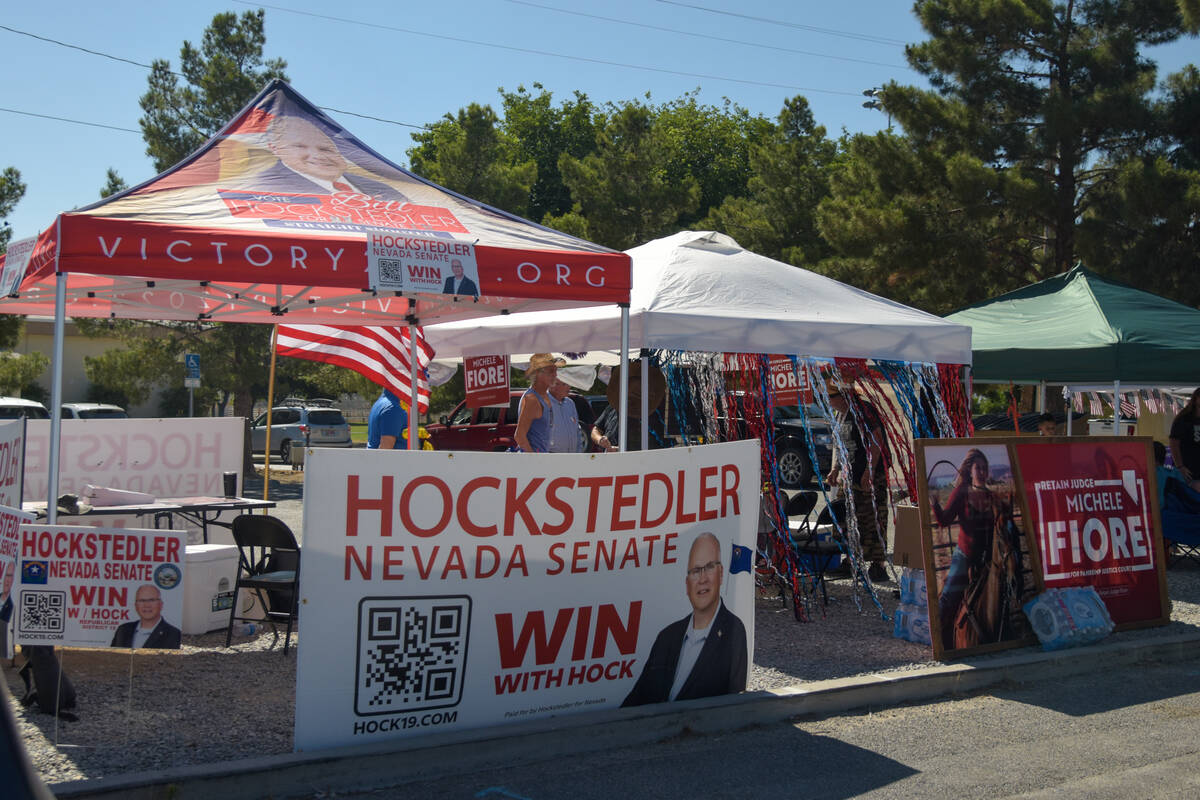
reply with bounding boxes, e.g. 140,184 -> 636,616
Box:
862,87 -> 892,131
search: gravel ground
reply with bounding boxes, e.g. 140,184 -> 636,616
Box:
8,470 -> 1200,786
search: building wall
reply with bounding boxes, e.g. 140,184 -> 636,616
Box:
14,318 -> 165,416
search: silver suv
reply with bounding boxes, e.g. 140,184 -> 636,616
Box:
250,398 -> 353,462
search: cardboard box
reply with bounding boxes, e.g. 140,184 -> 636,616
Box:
892,503 -> 923,569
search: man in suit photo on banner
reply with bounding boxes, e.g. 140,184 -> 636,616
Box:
622,531 -> 748,706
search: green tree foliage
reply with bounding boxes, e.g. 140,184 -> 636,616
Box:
549,100 -> 701,249
138,9 -> 287,172
0,166 -> 26,253
820,0 -> 1195,312
99,168 -> 128,199
410,88 -> 766,249
498,84 -> 598,222
0,167 -> 46,390
409,103 -> 537,216
703,96 -> 837,265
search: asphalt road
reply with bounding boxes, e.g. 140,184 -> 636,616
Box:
312,657 -> 1200,799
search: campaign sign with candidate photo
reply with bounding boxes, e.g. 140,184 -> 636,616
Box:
0,504 -> 35,608
14,524 -> 186,649
1013,437 -> 1167,628
294,441 -> 759,751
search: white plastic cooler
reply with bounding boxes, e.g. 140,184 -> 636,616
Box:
182,544 -> 239,635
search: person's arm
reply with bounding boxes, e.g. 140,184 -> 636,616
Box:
591,424 -> 616,452
514,394 -> 541,452
379,435 -> 397,450
933,481 -> 968,528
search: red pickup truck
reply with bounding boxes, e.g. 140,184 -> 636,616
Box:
426,390 -> 600,452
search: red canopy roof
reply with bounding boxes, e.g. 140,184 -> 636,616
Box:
0,80 -> 629,325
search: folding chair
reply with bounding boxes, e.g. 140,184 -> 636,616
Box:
1163,509 -> 1200,568
787,492 -> 843,605
226,514 -> 301,654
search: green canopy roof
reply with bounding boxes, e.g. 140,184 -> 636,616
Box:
946,265 -> 1200,384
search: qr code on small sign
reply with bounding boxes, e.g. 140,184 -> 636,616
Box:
377,258 -> 403,284
20,591 -> 65,634
355,596 -> 470,716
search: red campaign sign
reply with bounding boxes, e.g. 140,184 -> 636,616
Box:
465,355 -> 510,409
1014,439 -> 1165,625
220,191 -> 470,235
767,356 -> 812,405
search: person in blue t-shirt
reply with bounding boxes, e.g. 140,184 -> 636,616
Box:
367,389 -> 408,449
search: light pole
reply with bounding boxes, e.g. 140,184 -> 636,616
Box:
862,88 -> 892,131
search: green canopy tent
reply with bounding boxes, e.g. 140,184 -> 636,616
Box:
946,265 -> 1200,432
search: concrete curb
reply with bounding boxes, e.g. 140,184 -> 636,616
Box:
52,630 -> 1200,800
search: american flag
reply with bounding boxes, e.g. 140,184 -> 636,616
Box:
1120,393 -> 1138,418
275,325 -> 435,413
1088,392 -> 1103,416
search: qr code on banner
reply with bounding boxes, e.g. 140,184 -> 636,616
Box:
20,591 -> 65,634
355,596 -> 471,716
377,258 -> 403,284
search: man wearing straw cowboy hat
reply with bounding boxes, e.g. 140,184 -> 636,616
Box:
514,353 -> 563,453
824,375 -> 891,584
591,359 -> 668,451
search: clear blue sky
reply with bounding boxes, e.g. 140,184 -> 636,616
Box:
1,1 -> 1194,242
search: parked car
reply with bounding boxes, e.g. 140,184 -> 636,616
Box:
0,397 -> 50,419
715,395 -> 833,488
426,390 -> 596,452
250,398 -> 353,462
61,402 -> 128,419
772,405 -> 834,488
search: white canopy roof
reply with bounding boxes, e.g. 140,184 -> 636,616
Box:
424,231 -> 972,364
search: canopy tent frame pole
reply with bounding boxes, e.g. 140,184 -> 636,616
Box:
640,352 -> 649,447
1112,379 -> 1118,435
1067,388 -> 1074,435
1038,381 -> 1046,412
619,305 -> 630,452
263,324 -> 280,500
407,312 -> 419,450
46,271 -> 66,524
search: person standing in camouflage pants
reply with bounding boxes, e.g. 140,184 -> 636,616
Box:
824,381 -> 891,584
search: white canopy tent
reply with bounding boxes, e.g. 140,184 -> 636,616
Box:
425,231 -> 972,363
425,230 -> 973,440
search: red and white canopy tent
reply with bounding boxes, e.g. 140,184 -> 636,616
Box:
0,80 -> 632,518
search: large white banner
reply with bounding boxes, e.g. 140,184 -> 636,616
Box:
23,417 -> 243,502
14,523 -> 186,649
0,418 -> 25,509
295,442 -> 760,751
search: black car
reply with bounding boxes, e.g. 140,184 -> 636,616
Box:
711,395 -> 834,488
772,405 -> 834,488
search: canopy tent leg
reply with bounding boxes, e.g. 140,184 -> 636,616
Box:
640,352 -> 649,447
1113,379 -> 1120,436
47,273 -> 67,524
263,325 -> 279,501
408,316 -> 419,450
1066,387 -> 1074,435
619,305 -> 630,452
1038,381 -> 1046,412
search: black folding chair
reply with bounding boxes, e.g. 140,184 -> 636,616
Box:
788,492 -> 843,605
226,514 -> 300,654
